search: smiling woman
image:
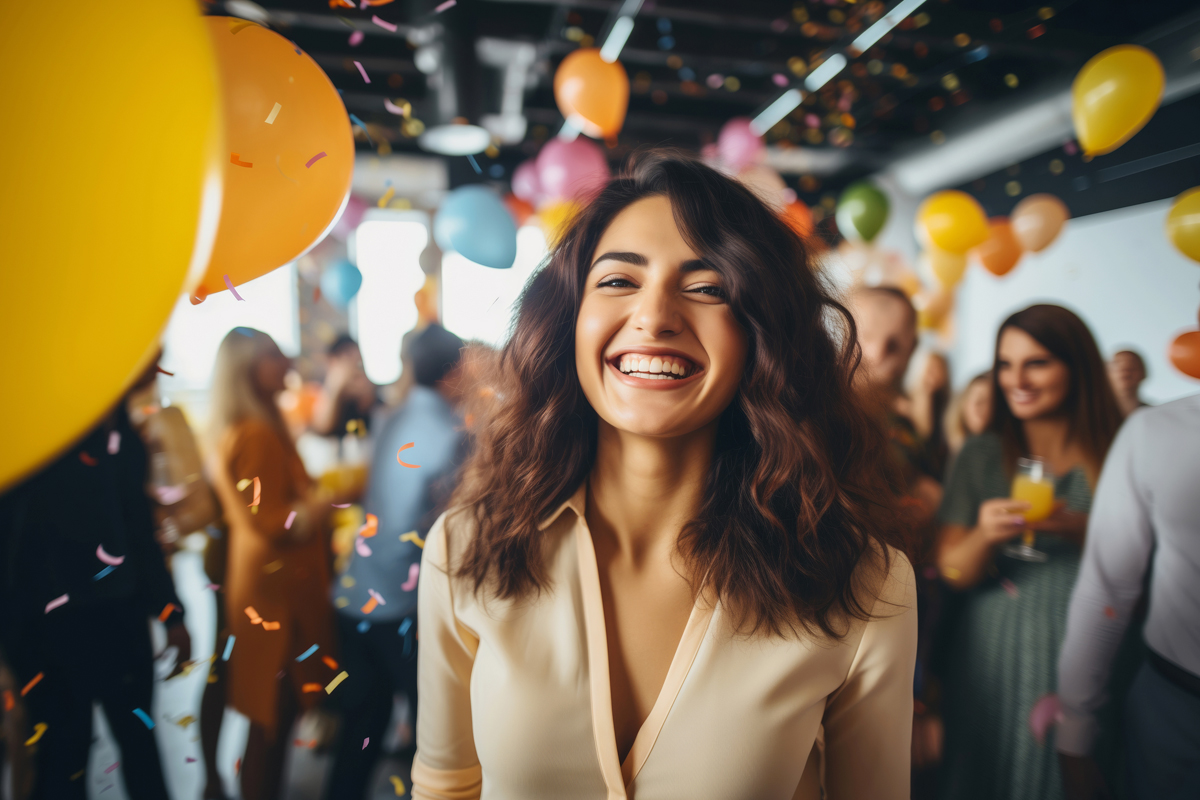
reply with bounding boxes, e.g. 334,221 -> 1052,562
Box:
412,150 -> 917,800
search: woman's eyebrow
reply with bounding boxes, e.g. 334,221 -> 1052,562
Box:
591,251 -> 647,269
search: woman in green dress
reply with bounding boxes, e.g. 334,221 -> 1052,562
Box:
936,305 -> 1122,800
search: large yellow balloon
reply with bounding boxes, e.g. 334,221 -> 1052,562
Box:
0,1 -> 222,490
194,18 -> 355,301
1166,187 -> 1200,264
1072,45 -> 1164,157
917,191 -> 989,254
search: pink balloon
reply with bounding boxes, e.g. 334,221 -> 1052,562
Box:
718,117 -> 764,172
511,159 -> 542,204
536,137 -> 610,205
331,194 -> 369,242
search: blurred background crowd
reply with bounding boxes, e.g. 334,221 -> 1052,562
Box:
3,0 -> 1200,799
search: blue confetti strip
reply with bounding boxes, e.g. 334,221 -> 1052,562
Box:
222,635 -> 236,662
296,644 -> 319,662
348,114 -> 374,146
356,620 -> 371,633
93,565 -> 116,580
466,154 -> 482,174
132,708 -> 155,729
398,618 -> 412,637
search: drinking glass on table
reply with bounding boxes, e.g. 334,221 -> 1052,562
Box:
1003,457 -> 1054,562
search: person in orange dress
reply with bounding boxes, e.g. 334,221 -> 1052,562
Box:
207,327 -> 346,800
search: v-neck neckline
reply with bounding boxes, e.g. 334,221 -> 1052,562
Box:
573,512 -> 715,798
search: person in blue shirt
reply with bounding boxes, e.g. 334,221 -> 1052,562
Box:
324,324 -> 469,800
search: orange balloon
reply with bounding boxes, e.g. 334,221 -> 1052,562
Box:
1169,330 -> 1200,379
1011,194 -> 1070,252
781,201 -> 814,238
974,218 -> 1023,276
554,48 -> 629,139
194,18 -> 354,301
503,193 -> 535,227
916,289 -> 954,331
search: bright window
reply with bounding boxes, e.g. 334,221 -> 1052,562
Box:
442,225 -> 548,347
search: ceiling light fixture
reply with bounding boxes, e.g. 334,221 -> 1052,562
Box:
598,0 -> 644,63
851,0 -> 928,53
804,53 -> 848,92
418,123 -> 492,155
750,88 -> 803,136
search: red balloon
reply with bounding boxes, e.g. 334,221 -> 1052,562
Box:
503,193 -> 535,227
975,218 -> 1023,276
1169,330 -> 1200,379
781,201 -> 813,238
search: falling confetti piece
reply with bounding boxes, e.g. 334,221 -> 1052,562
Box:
378,186 -> 395,208
71,770 -> 85,781
296,644 -> 319,661
3,690 -> 13,711
349,30 -> 364,46
401,562 -> 420,591
361,596 -> 379,614
45,594 -> 69,613
348,113 -> 374,145
155,366 -> 174,376
236,478 -> 252,491
435,0 -> 456,11
158,603 -> 178,622
467,154 -> 482,174
362,737 -> 370,749
104,762 -> 119,774
333,503 -> 352,509
325,671 -> 349,693
107,431 -> 121,454
335,597 -> 350,608
305,151 -> 327,169
222,635 -> 236,661
356,538 -> 373,557
399,531 -> 425,548
398,618 -> 412,636
230,153 -> 253,168
359,513 -> 379,538
264,560 -> 283,573
245,606 -> 262,624
154,484 -> 189,504
223,275 -> 245,301
80,452 -> 98,466
20,673 -> 43,697
390,775 -> 406,795
302,683 -> 323,693
1104,606 -> 1116,618
396,442 -> 420,468
368,588 -> 386,605
133,708 -> 155,729
354,60 -> 371,83
322,655 -> 340,670
96,544 -> 125,566
285,510 -> 297,529
175,716 -> 196,728
25,723 -> 47,746
205,583 -> 221,591
261,621 -> 281,631
1000,578 -> 1019,598
186,757 -> 197,763
94,565 -> 116,580
384,98 -> 410,116
342,575 -> 357,587
265,102 -> 282,124
371,15 -> 397,32
357,620 -> 371,633
772,73 -> 789,87
943,567 -> 962,580
248,477 -> 261,510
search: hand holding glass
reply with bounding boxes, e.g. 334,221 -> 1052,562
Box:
1004,458 -> 1053,562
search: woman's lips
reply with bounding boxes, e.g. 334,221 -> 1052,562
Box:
606,359 -> 704,389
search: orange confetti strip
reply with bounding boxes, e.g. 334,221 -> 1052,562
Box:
302,683 -> 323,693
3,690 -> 12,711
245,606 -> 262,623
158,603 -> 177,622
396,442 -> 420,468
20,673 -> 43,697
79,452 -> 98,466
230,153 -> 254,168
261,621 -> 281,631
359,513 -> 379,538
322,655 -> 340,671
361,596 -> 379,615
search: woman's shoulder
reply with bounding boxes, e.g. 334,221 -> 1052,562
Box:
857,541 -> 916,615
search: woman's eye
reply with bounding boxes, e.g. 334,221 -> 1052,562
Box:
687,284 -> 726,298
597,277 -> 636,289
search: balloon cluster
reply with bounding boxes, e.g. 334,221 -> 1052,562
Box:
1166,188 -> 1200,379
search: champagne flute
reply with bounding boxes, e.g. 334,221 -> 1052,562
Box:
1003,457 -> 1054,562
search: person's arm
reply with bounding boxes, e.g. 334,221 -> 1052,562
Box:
821,550 -> 917,800
936,497 -> 1029,590
311,360 -> 354,436
411,514 -> 482,800
1057,419 -> 1152,760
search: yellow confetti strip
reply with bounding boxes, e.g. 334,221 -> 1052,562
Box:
236,478 -> 252,491
175,715 -> 196,728
378,187 -> 395,208
389,775 -> 406,795
399,531 -> 425,549
264,560 -> 283,574
341,575 -> 357,588
335,597 -> 350,608
265,102 -> 282,124
325,670 -> 349,694
25,722 -> 47,746
943,567 -> 962,580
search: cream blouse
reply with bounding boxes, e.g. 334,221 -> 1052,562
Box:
413,484 -> 917,800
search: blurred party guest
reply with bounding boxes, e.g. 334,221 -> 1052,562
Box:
936,305 -> 1122,800
207,328 -> 342,800
325,324 -> 469,800
910,352 -> 951,479
0,404 -> 189,800
1056,394 -> 1200,800
944,371 -> 993,459
1106,349 -> 1149,418
413,152 -> 915,799
311,334 -> 380,438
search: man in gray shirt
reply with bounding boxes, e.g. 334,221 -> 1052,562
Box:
1057,393 -> 1200,800
325,324 -> 468,800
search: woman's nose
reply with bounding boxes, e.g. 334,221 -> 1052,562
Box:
632,283 -> 682,337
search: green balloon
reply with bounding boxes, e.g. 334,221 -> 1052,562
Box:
836,182 -> 890,242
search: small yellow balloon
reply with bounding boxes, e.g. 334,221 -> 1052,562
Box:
925,249 -> 969,288
917,191 -> 989,254
1166,187 -> 1200,264
538,200 -> 583,247
1072,44 -> 1164,157
0,1 -> 222,490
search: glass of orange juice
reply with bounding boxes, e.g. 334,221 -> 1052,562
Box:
1003,457 -> 1053,562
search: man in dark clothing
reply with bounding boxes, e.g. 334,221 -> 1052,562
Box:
0,404 -> 189,800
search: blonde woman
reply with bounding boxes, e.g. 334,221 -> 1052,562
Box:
208,327 -> 342,800
943,371 -> 993,459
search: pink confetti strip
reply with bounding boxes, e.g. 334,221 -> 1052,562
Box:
368,588 -> 386,605
107,431 -> 121,454
45,594 -> 69,613
354,60 -> 371,83
306,151 -> 327,168
349,30 -> 364,46
355,538 -> 373,557
96,544 -> 126,566
1000,578 -> 1019,598
104,763 -> 119,774
223,274 -> 245,301
285,510 -> 297,530
401,562 -> 419,591
362,737 -> 369,749
205,584 -> 221,591
384,99 -> 409,116
371,15 -> 397,32
332,503 -> 351,508
435,0 -> 456,12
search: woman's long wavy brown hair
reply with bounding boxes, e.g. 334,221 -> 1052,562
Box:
450,150 -> 904,639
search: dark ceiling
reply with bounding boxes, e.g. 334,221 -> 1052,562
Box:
215,0 -> 1199,201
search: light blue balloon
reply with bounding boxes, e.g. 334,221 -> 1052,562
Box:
433,185 -> 517,269
320,259 -> 362,308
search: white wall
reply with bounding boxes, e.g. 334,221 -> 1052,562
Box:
949,198 -> 1200,403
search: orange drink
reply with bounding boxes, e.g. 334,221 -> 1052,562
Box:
1011,474 -> 1055,522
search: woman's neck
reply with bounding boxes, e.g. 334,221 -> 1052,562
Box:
1020,415 -> 1077,471
586,420 -> 716,567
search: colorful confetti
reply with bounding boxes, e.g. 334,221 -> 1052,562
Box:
356,537 -> 373,557
353,60 -> 371,83
396,442 -> 420,468
359,513 -> 379,538
296,644 -> 319,661
362,737 -> 370,749
325,670 -> 349,693
1000,578 -> 1019,598
96,544 -> 125,566
265,102 -> 282,124
435,0 -> 456,11
79,452 -> 98,466
245,606 -> 263,624
322,655 -> 340,670
285,510 -> 298,530
305,151 -> 327,168
384,98 -> 410,116
368,588 -> 386,605
389,775 -> 406,795
20,673 -> 43,697
222,635 -> 236,661
94,565 -> 116,580
155,366 -> 174,376
24,723 -> 47,746
378,186 -> 395,208
186,757 -> 197,763
467,154 -> 482,174
398,618 -> 412,637
104,762 -> 119,774
45,594 -> 69,614
230,153 -> 253,168
264,560 -> 283,573
107,431 -> 121,454
302,683 -> 323,693
401,563 -> 419,592
223,275 -> 245,301
361,596 -> 379,614
399,531 -> 425,548
333,503 -> 352,509
132,708 -> 155,729
349,30 -> 364,46
1104,606 -> 1116,618
158,603 -> 178,622
261,621 -> 281,631
371,15 -> 397,32
348,114 -> 374,145
175,715 -> 196,728
3,690 -> 13,711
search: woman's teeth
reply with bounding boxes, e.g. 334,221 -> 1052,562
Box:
616,354 -> 693,379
